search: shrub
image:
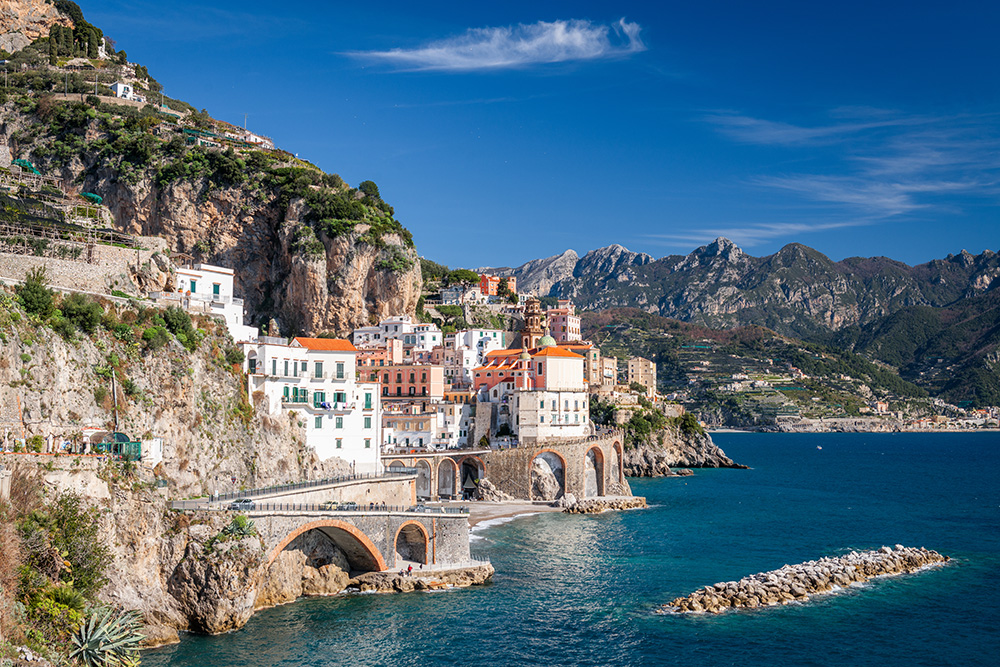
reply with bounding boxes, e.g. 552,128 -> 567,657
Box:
17,267 -> 54,318
61,293 -> 103,334
225,347 -> 244,365
27,435 -> 44,452
93,386 -> 108,405
141,325 -> 170,351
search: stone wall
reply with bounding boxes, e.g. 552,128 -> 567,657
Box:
245,476 -> 414,508
0,238 -> 168,296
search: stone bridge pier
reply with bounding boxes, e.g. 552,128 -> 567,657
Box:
250,510 -> 471,573
383,431 -> 627,501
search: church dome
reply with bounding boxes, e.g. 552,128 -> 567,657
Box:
519,350 -> 532,360
538,334 -> 557,347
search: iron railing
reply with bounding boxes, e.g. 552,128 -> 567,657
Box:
169,469 -> 417,508
170,500 -> 470,515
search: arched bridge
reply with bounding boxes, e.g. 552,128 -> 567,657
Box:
246,506 -> 473,573
383,431 -> 627,501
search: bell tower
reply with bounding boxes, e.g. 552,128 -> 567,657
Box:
520,297 -> 545,349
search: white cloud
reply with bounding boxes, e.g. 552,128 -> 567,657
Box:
643,219 -> 873,249
349,18 -> 645,71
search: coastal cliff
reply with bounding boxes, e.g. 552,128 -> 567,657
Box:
623,427 -> 746,476
0,97 -> 421,337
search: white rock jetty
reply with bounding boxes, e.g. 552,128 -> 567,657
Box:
662,545 -> 948,614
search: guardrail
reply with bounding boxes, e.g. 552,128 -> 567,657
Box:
169,469 -> 417,508
170,499 -> 470,515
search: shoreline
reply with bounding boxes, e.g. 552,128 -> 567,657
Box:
437,500 -> 563,527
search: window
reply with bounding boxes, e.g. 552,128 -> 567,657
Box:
409,372 -> 415,383
540,415 -> 545,423
336,438 -> 342,449
575,400 -> 579,410
383,374 -> 390,384
336,417 -> 343,429
272,359 -> 276,376
365,438 -> 371,449
301,361 -> 308,373
336,362 -> 344,379
213,283 -> 220,297
551,400 -> 556,410
364,417 -> 372,429
284,360 -> 289,376
315,362 -> 323,379
189,279 -> 197,292
315,416 -> 323,429
336,391 -> 347,403
575,414 -> 579,423
409,387 -> 415,396
421,372 -> 427,382
248,358 -> 257,374
396,373 -> 402,383
282,386 -> 289,401
314,391 -> 325,407
364,394 -> 372,410
565,400 -> 569,410
396,388 -> 402,396
537,363 -> 543,374
383,387 -> 388,396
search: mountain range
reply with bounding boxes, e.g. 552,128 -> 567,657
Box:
483,238 -> 1000,341
484,239 -> 1000,406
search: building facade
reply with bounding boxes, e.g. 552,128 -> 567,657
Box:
627,356 -> 657,397
243,337 -> 381,472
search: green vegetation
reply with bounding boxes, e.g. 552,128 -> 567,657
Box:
17,267 -> 55,318
69,608 -> 145,667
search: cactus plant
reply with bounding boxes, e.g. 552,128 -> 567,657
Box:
69,608 -> 145,666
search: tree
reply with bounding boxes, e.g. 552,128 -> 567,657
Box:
61,293 -> 103,334
358,180 -> 380,199
629,381 -> 647,395
17,267 -> 54,318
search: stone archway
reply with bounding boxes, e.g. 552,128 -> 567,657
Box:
611,441 -> 623,488
266,520 -> 387,572
459,456 -> 485,500
584,446 -> 605,497
415,459 -> 432,499
387,460 -> 406,472
437,459 -> 458,499
529,450 -> 566,501
393,521 -> 429,566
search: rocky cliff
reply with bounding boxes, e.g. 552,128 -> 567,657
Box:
623,427 -> 746,477
0,0 -> 72,52
0,95 -> 420,337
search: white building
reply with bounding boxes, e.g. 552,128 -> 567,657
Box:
109,81 -> 146,103
243,337 -> 382,473
352,315 -> 442,352
152,263 -> 257,343
382,400 -> 473,450
473,338 -> 590,443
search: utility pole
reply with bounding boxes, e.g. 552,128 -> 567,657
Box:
111,370 -> 119,432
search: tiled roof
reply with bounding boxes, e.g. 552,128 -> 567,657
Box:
293,337 -> 358,352
533,347 -> 584,358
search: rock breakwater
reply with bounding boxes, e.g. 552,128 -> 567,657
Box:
662,545 -> 948,614
562,496 -> 648,514
348,563 -> 494,593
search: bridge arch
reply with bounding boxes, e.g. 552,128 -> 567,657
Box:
267,520 -> 387,573
415,459 -> 433,498
529,449 -> 566,501
611,441 -> 623,487
585,446 -> 605,497
387,460 -> 407,472
458,455 -> 486,499
437,458 -> 458,499
393,520 -> 429,567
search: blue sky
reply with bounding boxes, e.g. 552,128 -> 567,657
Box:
86,1 -> 1000,269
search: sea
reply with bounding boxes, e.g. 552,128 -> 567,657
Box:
143,433 -> 1000,666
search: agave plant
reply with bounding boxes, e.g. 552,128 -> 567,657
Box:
69,608 -> 145,667
221,514 -> 257,539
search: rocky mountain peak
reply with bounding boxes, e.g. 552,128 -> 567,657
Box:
577,243 -> 652,275
675,236 -> 746,270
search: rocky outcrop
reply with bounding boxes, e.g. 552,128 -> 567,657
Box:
623,428 -> 746,477
0,102 -> 421,337
529,456 -> 564,500
255,530 -> 351,608
562,495 -> 647,514
662,546 -> 948,614
473,478 -> 515,502
0,0 -> 73,53
348,563 -> 494,593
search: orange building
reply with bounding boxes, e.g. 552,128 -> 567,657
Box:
479,274 -> 517,297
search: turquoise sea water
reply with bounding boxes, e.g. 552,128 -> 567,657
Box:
144,433 -> 1000,666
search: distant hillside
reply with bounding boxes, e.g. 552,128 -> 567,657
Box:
490,238 -> 1000,341
836,289 -> 1000,406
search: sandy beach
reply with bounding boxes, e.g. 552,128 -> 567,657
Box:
437,500 -> 563,527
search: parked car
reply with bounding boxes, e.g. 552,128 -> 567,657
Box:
319,500 -> 338,510
228,498 -> 255,511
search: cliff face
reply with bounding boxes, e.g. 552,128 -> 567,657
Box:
623,428 -> 746,476
0,0 -> 72,52
0,100 -> 421,337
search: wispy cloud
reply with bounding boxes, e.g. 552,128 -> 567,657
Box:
705,109 -> 1000,223
348,18 -> 645,72
643,219 -> 874,249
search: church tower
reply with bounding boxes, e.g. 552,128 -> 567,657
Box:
520,297 -> 545,349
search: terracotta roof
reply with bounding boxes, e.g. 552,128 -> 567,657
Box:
293,337 -> 358,352
533,347 -> 584,359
